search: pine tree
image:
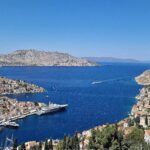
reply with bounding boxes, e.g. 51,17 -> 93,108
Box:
44,140 -> 49,150
73,133 -> 80,150
13,138 -> 18,150
48,139 -> 53,150
39,142 -> 42,150
62,135 -> 67,149
20,143 -> 26,150
111,139 -> 120,150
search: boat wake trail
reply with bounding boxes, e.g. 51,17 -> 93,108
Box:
91,76 -> 132,85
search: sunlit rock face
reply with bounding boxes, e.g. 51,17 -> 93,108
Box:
135,70 -> 150,85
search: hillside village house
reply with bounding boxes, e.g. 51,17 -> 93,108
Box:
144,130 -> 150,144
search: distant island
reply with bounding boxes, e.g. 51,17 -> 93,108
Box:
84,57 -> 150,63
0,50 -> 96,66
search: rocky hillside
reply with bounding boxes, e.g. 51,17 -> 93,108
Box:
0,50 -> 96,66
135,70 -> 150,85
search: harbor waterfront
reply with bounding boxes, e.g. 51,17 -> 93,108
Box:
0,77 -> 68,128
0,97 -> 68,128
1,63 -> 150,144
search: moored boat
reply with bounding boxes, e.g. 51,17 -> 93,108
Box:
36,103 -> 68,115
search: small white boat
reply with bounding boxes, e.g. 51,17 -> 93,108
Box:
36,103 -> 68,116
91,81 -> 102,84
0,121 -> 19,127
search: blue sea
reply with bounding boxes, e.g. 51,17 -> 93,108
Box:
0,63 -> 150,144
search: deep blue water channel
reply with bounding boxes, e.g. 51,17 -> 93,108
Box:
0,63 -> 150,144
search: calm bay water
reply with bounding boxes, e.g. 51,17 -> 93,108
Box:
0,63 -> 150,144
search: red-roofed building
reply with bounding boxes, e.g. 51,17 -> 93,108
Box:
144,130 -> 150,144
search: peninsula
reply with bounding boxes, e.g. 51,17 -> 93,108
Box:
0,77 -> 44,95
0,50 -> 96,66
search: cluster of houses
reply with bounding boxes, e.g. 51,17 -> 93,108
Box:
131,85 -> 150,128
132,70 -> 150,144
78,125 -> 107,149
0,97 -> 45,123
15,125 -> 106,150
17,139 -> 59,150
0,76 -> 46,127
0,77 -> 44,95
130,84 -> 150,143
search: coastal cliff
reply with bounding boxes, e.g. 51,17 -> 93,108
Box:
0,50 -> 96,66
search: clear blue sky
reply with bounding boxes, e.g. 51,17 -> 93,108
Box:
0,0 -> 150,60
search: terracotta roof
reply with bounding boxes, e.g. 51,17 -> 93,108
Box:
25,141 -> 37,148
145,130 -> 150,137
132,105 -> 138,112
